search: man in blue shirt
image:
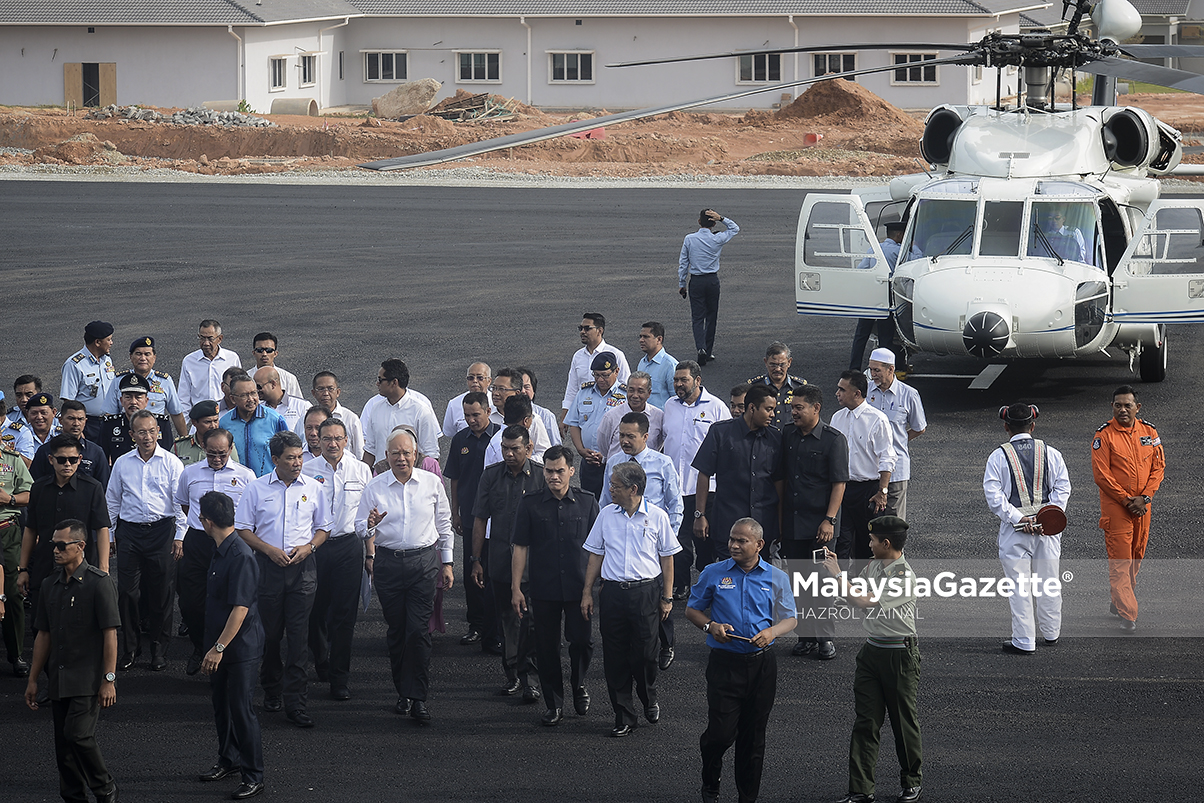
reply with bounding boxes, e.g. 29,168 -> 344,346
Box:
220,376 -> 288,477
565,353 -> 627,498
686,517 -> 797,803
851,221 -> 922,371
635,322 -> 678,409
678,209 -> 740,366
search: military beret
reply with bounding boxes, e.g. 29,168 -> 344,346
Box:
590,352 -> 618,372
130,336 -> 155,353
84,320 -> 114,341
868,515 -> 909,535
189,400 -> 220,421
26,393 -> 54,410
119,373 -> 150,394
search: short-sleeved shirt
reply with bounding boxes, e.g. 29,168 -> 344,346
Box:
220,405 -> 289,477
688,557 -> 795,654
512,487 -> 600,601
746,374 -> 809,430
783,421 -> 850,541
26,473 -> 111,552
61,348 -> 118,417
0,448 -> 34,523
13,421 -> 63,461
34,560 -> 121,699
692,417 -> 784,542
205,533 -> 264,663
600,447 -> 683,532
860,554 -> 918,643
565,382 -> 627,453
101,369 -> 184,420
583,498 -> 682,582
636,349 -> 678,410
234,471 -> 332,551
173,434 -> 240,468
473,460 -> 547,583
30,438 -> 110,487
176,460 -> 256,531
866,378 -> 927,482
443,423 -> 499,522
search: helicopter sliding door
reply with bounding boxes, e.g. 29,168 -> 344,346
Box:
795,195 -> 890,318
1113,200 -> 1204,323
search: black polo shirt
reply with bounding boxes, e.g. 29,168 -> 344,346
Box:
473,459 -> 547,584
205,532 -> 264,664
33,559 -> 121,700
443,422 -> 499,522
512,487 -> 600,601
26,472 -> 111,560
783,421 -> 850,541
31,438 -> 110,487
692,416 -> 784,542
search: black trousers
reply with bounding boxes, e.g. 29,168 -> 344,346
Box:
676,493 -> 715,588
116,517 -> 175,656
461,515 -> 486,633
177,527 -> 214,655
210,657 -> 263,785
780,538 -> 835,642
52,695 -> 115,803
700,648 -> 778,802
375,544 -> 438,701
478,547 -> 500,648
849,317 -> 898,370
530,597 -> 593,711
309,534 -> 364,688
837,480 -> 887,563
598,580 -> 660,727
579,460 -> 604,498
689,272 -> 721,354
257,552 -> 316,713
494,579 -> 537,684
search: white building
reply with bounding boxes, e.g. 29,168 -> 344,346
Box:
0,0 -> 1044,113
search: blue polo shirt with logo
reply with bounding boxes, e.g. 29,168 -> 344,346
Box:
688,556 -> 795,654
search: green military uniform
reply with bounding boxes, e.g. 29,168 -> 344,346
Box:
172,433 -> 239,467
745,373 -> 808,430
849,521 -> 921,799
1,447 -> 34,665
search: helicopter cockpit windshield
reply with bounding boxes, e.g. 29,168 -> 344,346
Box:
1027,201 -> 1098,265
904,198 -> 977,259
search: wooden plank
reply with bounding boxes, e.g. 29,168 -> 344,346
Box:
99,63 -> 117,107
64,63 -> 83,108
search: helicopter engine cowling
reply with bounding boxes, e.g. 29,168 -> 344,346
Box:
921,106 -> 965,166
1101,108 -> 1160,170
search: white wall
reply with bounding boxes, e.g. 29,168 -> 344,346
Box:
240,21 -> 351,114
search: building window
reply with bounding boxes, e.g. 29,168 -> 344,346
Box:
300,55 -> 316,87
814,53 -> 856,80
458,52 -> 501,83
549,52 -> 594,83
363,51 -> 408,82
892,53 -> 938,85
738,53 -> 781,83
270,57 -> 287,91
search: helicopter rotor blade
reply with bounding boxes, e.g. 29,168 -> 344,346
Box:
1116,44 -> 1204,58
606,43 -> 978,69
1079,55 -> 1204,95
359,54 -> 975,171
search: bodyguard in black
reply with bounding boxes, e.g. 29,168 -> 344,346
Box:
197,491 -> 265,801
24,519 -> 120,803
30,400 -> 109,486
511,445 -> 599,725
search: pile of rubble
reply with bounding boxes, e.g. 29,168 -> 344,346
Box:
86,105 -> 276,128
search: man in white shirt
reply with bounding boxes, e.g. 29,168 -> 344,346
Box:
235,431 -> 332,728
515,366 -> 562,447
830,371 -> 897,566
179,319 -> 242,413
442,362 -> 492,438
251,332 -> 303,399
596,371 -> 664,460
106,410 -> 186,673
661,360 -> 730,593
175,427 -> 255,675
866,348 -> 927,521
310,372 -> 365,460
560,313 -> 631,434
483,395 -> 552,467
356,429 -> 454,725
360,358 -> 440,466
301,418 -> 372,701
582,460 -> 680,737
254,367 -> 309,436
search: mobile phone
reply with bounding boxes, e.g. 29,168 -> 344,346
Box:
813,548 -> 828,564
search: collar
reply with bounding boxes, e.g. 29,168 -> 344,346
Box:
641,349 -> 667,364
215,532 -> 238,555
55,472 -> 80,490
1009,433 -> 1034,443
385,470 -> 418,487
134,446 -> 164,464
269,471 -> 304,487
505,460 -> 533,478
55,559 -> 90,585
720,556 -> 768,576
875,377 -> 897,394
848,401 -> 870,418
542,486 -> 578,504
673,386 -> 713,409
614,497 -> 650,519
586,339 -> 610,357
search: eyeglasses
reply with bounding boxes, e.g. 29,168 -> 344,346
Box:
253,347 -> 277,354
578,325 -> 596,332
591,371 -> 615,380
205,450 -> 230,458
314,386 -> 338,394
132,429 -> 158,437
52,539 -> 84,551
320,436 -> 346,444
766,361 -> 791,369
489,385 -> 516,394
52,455 -> 81,465
198,335 -> 218,343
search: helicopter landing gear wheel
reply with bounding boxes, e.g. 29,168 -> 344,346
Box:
1139,325 -> 1167,383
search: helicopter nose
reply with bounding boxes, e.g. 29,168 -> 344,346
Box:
963,311 -> 1010,357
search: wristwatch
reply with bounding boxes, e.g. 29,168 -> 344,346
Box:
825,515 -> 838,525
104,672 -> 116,683
0,593 -> 6,602
693,509 -> 704,519
214,642 -> 226,654
661,596 -> 674,604
703,621 -> 713,633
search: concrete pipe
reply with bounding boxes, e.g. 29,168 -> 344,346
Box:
269,98 -> 319,116
202,100 -> 241,112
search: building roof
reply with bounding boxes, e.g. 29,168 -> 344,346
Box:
0,0 -> 361,25
1129,0 -> 1191,14
1019,4 -> 1070,27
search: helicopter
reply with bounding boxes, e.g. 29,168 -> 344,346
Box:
361,0 -> 1204,383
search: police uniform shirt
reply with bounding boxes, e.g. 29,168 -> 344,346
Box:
830,402 -> 897,483
173,434 -> 240,468
783,421 -> 850,541
30,438 -> 110,487
596,402 -> 665,461
0,448 -> 34,521
100,412 -> 173,464
234,471 -> 332,551
560,339 -> 633,413
858,555 -> 918,642
746,373 -> 808,430
473,459 -> 547,584
13,420 -> 62,460
599,447 -> 683,531
354,469 -> 454,563
33,560 -> 121,700
636,348 -> 679,410
512,487 -> 600,601
691,416 -> 785,541
178,347 -> 242,414
175,460 -> 256,531
582,498 -> 682,582
61,347 -> 117,417
443,423 -> 500,521
360,388 -> 441,459
101,370 -> 183,418
105,446 -> 187,539
5,407 -> 28,428
301,454 -> 372,538
205,533 -> 264,663
662,387 -> 731,496
687,556 -> 795,654
26,473 -> 111,548
1,416 -> 27,455
564,381 -> 627,455
867,378 -> 927,482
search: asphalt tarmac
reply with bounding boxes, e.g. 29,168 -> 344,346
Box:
2,181 -> 1202,803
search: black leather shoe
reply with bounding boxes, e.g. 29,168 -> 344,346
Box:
522,685 -> 542,704
700,785 -> 720,803
658,647 -> 675,671
835,794 -> 875,803
1120,618 -> 1137,632
150,653 -> 167,672
1001,641 -> 1035,655
541,707 -> 563,726
286,709 -> 314,728
395,697 -> 411,716
610,724 -> 632,737
12,656 -> 30,677
645,703 -> 660,724
792,639 -> 818,657
460,629 -> 482,645
496,678 -> 522,696
331,685 -> 351,701
410,699 -> 431,724
1042,637 -> 1059,646
199,764 -> 237,782
897,786 -> 922,802
697,349 -> 709,366
482,640 -> 503,656
118,652 -> 136,671
231,781 -> 264,800
96,785 -> 119,803
186,651 -> 203,676
262,697 -> 283,713
672,587 -> 690,601
818,641 -> 837,660
573,686 -> 590,715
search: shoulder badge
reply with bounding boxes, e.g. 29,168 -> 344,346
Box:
580,381 -> 596,390
1095,422 -> 1110,432
1140,418 -> 1157,431
1092,437 -> 1101,450
8,421 -> 22,431
85,565 -> 109,577
790,375 -> 807,386
154,369 -> 171,379
1,446 -> 19,457
102,413 -> 121,422
72,352 -> 85,364
746,374 -> 767,384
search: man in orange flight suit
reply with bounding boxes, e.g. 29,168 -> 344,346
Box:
1091,385 -> 1164,632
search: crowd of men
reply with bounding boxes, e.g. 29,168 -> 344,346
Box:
0,314 -> 1166,803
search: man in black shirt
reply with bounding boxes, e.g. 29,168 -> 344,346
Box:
31,400 -> 109,486
99,374 -> 172,465
511,445 -> 599,726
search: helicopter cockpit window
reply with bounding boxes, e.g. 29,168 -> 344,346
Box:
802,201 -> 876,269
1027,202 -> 1096,264
980,202 -> 1024,256
906,199 -> 976,258
1127,206 -> 1204,276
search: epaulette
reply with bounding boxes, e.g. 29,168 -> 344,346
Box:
615,383 -> 627,392
153,369 -> 171,379
174,435 -> 191,443
1140,418 -> 1157,430
101,413 -> 122,422
7,420 -> 22,431
580,381 -> 596,389
71,352 -> 85,363
1096,422 -> 1111,432
1,446 -> 20,457
746,374 -> 767,384
789,375 -> 808,386
85,565 -> 110,578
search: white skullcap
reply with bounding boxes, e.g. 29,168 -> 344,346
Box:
869,348 -> 895,366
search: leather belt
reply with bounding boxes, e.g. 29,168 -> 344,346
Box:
378,542 -> 435,558
712,645 -> 772,660
608,577 -> 657,590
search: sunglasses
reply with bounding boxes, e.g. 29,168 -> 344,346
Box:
52,539 -> 84,551
52,455 -> 81,465
578,325 -> 596,332
253,347 -> 277,354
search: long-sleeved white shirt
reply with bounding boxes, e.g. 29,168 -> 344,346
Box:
302,454 -> 372,539
106,446 -> 187,540
361,389 -> 441,458
830,401 -> 897,483
356,469 -> 454,564
178,347 -> 242,412
984,433 -> 1071,528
